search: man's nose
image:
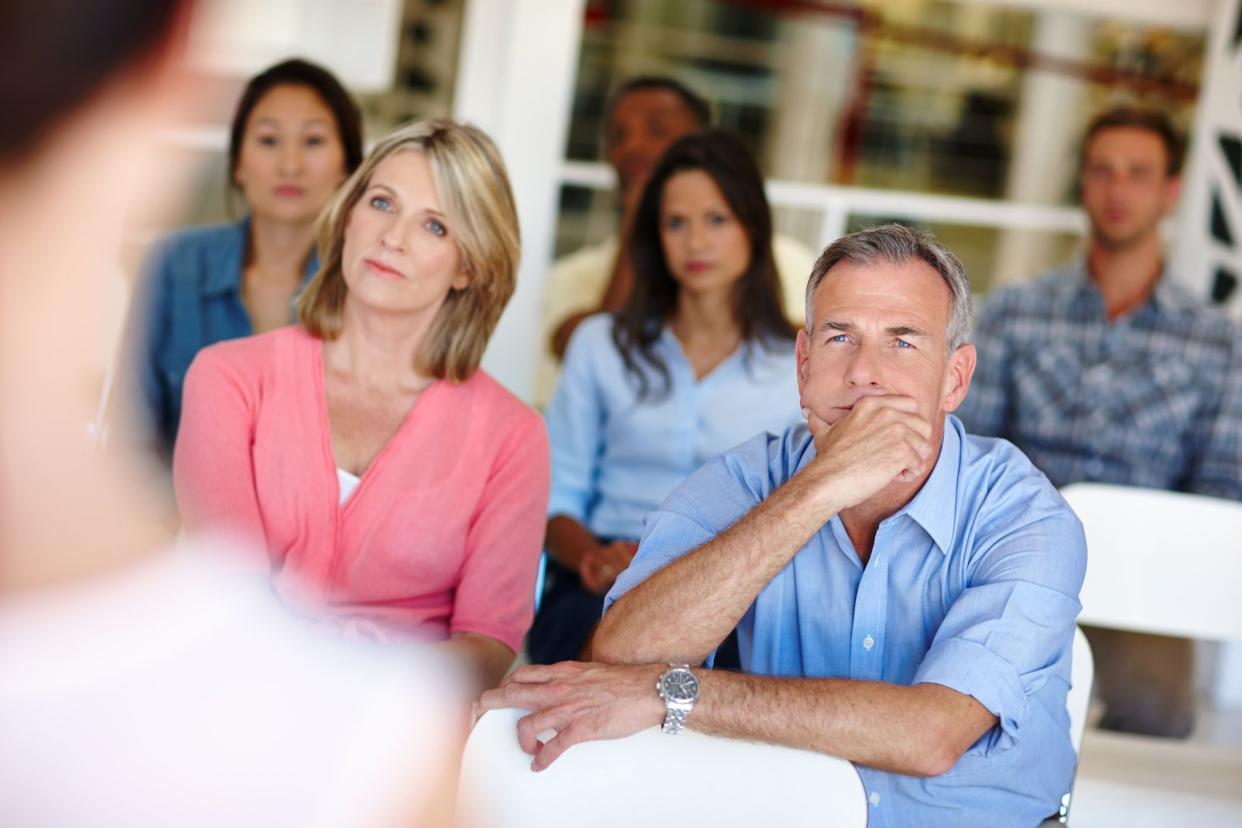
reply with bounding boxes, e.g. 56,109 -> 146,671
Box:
844,345 -> 882,388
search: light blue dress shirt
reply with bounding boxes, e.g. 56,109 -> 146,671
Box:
546,313 -> 801,541
605,415 -> 1087,828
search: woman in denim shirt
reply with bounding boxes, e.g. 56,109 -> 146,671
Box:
529,131 -> 804,663
119,58 -> 363,461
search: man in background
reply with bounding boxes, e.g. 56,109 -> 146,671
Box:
959,106 -> 1242,737
534,76 -> 815,406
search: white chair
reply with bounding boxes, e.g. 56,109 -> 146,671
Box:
458,707 -> 868,828
1062,482 -> 1242,642
1048,626 -> 1094,826
1067,626 -> 1094,756
1056,483 -> 1242,824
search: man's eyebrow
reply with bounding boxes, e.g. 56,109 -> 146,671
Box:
817,320 -> 856,333
887,325 -> 929,338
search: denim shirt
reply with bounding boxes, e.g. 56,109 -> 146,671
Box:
121,218 -> 317,458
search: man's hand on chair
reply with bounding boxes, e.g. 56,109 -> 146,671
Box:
477,661 -> 665,771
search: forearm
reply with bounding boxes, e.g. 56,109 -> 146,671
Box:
594,463 -> 842,665
545,515 -> 596,571
692,671 -> 995,777
441,633 -> 515,696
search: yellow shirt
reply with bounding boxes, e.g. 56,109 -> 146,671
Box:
533,234 -> 817,407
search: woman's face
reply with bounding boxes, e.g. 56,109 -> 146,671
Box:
658,169 -> 751,300
233,84 -> 347,226
340,149 -> 468,319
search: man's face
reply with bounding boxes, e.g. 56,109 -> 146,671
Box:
796,258 -> 975,437
1080,126 -> 1180,250
604,89 -> 701,206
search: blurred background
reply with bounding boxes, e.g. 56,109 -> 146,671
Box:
133,0 -> 1241,404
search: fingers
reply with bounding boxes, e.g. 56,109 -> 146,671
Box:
515,704 -> 574,755
531,722 -> 587,771
601,542 -> 634,572
852,394 -> 920,415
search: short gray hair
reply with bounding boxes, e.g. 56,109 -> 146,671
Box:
804,224 -> 973,353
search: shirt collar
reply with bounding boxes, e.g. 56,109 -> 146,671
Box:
200,217 -> 250,297
1066,253 -> 1180,315
890,414 -> 962,555
200,216 -> 320,298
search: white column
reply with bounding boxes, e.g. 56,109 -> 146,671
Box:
454,0 -> 586,401
989,9 -> 1091,289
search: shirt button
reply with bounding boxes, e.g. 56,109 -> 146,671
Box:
862,635 -> 875,651
1085,459 -> 1104,479
869,792 -> 881,806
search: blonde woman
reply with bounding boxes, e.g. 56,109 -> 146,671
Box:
174,119 -> 549,692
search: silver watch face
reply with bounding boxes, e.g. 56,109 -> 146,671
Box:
661,668 -> 699,704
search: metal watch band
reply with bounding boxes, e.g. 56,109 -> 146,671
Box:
662,704 -> 690,735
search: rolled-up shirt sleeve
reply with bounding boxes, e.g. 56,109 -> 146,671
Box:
913,509 -> 1086,751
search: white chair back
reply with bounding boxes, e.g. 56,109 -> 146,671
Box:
458,708 -> 868,828
1067,626 -> 1094,755
1061,483 -> 1242,642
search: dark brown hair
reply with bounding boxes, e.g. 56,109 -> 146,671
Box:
613,129 -> 796,399
606,76 -> 712,133
227,58 -> 364,194
1081,106 -> 1185,176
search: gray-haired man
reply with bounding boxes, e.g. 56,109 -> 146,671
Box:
483,225 -> 1086,828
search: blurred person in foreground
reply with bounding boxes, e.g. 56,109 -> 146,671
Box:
528,130 -> 802,664
483,225 -> 1087,828
959,107 -> 1242,738
533,75 -> 815,406
0,1 -> 459,825
173,119 -> 550,696
118,57 -> 364,465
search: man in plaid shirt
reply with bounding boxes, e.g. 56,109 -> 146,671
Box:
959,107 -> 1242,738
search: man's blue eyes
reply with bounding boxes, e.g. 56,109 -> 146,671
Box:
825,335 -> 915,348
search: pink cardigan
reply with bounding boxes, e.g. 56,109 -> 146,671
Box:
173,326 -> 550,653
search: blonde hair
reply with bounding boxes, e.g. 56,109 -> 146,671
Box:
297,118 -> 520,381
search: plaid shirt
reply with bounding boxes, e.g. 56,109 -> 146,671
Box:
959,257 -> 1242,501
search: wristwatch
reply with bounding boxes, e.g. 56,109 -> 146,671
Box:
657,663 -> 699,735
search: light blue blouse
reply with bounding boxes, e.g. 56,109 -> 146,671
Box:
545,313 -> 801,540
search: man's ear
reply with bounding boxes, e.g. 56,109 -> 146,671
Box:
795,327 -> 811,394
1163,174 -> 1183,215
941,343 -> 976,413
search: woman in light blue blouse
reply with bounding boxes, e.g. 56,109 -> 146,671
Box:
118,59 -> 363,461
529,130 -> 804,664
